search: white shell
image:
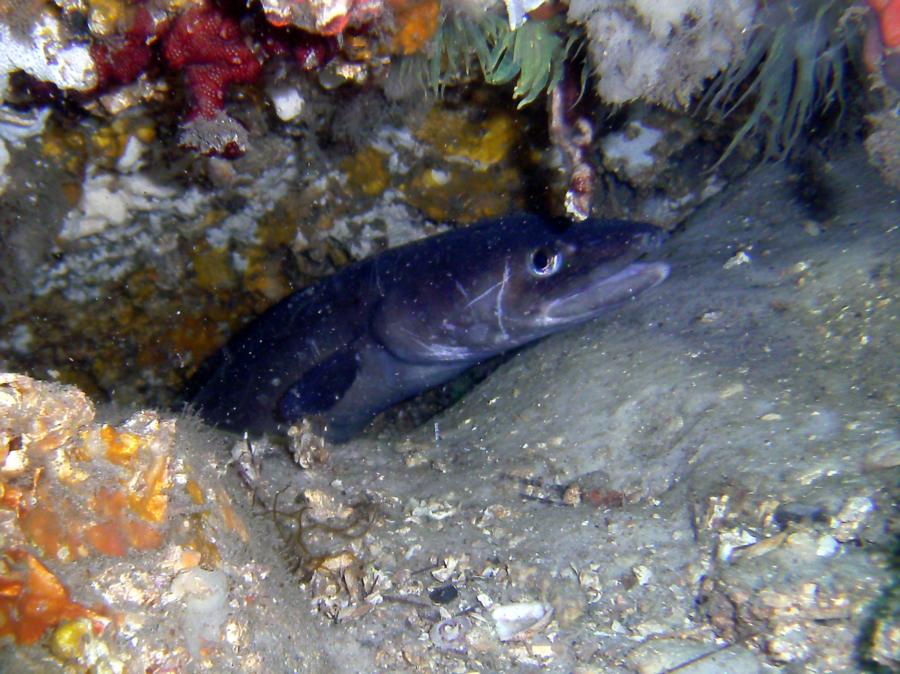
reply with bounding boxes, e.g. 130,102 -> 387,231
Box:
490,601 -> 553,641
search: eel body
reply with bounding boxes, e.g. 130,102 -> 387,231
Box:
186,214 -> 669,441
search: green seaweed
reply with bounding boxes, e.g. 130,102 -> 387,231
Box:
705,0 -> 853,165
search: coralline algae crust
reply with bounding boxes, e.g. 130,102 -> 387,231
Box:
36,155 -> 298,300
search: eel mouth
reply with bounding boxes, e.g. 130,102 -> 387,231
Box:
543,261 -> 670,323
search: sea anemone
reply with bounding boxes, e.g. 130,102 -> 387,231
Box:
705,0 -> 854,163
397,10 -> 581,107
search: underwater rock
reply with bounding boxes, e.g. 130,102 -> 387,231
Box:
865,106 -> 900,190
627,638 -> 764,674
387,0 -> 441,54
260,0 -> 384,35
0,372 -> 340,671
566,0 -> 755,108
59,169 -> 176,241
702,527 -> 890,670
0,3 -> 97,96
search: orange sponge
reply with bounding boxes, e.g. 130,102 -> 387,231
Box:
869,0 -> 900,49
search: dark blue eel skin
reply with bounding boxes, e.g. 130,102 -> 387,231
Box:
185,213 -> 669,442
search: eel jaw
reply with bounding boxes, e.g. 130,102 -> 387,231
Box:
542,261 -> 670,325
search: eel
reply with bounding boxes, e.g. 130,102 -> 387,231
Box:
185,213 -> 670,442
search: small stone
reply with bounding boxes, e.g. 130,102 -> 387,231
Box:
865,607 -> 900,671
815,535 -> 839,557
632,565 -> 653,586
269,86 -> 305,122
562,483 -> 582,506
803,220 -> 822,236
724,250 -> 751,269
628,638 -> 764,674
530,640 -> 555,658
718,528 -> 759,561
833,496 -> 875,542
864,435 -> 900,470
773,502 -> 827,527
719,383 -> 745,399
477,593 -> 493,609
428,584 -> 458,604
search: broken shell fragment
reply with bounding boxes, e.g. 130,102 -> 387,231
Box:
490,601 -> 553,642
429,615 -> 471,653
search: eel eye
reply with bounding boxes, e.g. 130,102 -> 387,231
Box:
528,247 -> 562,277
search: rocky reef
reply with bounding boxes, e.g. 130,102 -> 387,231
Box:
0,2 -> 898,671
